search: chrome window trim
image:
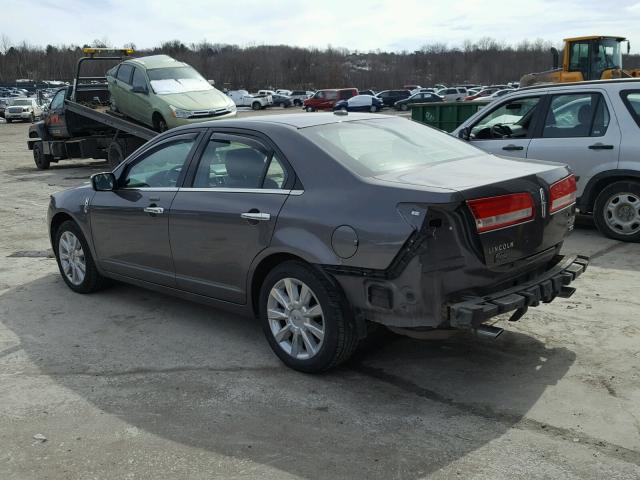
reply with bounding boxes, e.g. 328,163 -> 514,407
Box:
119,187 -> 180,192
177,187 -> 304,195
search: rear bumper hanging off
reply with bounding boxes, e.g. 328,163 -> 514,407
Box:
447,254 -> 589,328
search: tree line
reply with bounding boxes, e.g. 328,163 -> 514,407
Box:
1,36 -> 639,90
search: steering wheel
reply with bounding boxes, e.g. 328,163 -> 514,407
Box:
147,166 -> 182,187
491,124 -> 512,138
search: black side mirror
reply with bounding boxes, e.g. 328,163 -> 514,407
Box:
91,172 -> 116,191
458,126 -> 471,141
132,85 -> 148,94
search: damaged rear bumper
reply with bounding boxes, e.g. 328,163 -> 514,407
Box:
447,254 -> 589,328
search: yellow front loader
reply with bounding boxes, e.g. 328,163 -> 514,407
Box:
520,36 -> 640,87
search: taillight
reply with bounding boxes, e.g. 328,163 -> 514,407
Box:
467,193 -> 534,233
549,175 -> 577,213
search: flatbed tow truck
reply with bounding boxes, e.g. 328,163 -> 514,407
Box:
27,48 -> 157,170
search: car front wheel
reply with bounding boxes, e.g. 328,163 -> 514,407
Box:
594,180 -> 640,242
259,261 -> 358,373
54,220 -> 108,293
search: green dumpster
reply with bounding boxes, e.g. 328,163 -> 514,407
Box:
410,102 -> 490,132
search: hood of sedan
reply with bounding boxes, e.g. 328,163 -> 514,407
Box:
158,89 -> 231,110
374,153 -> 563,191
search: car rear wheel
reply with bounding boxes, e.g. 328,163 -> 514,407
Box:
593,180 -> 640,242
54,220 -> 108,293
33,143 -> 50,170
294,100 -> 302,107
305,106 -> 315,112
252,102 -> 261,111
259,261 -> 358,373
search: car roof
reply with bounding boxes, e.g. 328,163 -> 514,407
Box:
125,54 -> 187,70
518,78 -> 640,92
174,112 -> 396,131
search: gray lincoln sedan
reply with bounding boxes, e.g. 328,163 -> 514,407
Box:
48,113 -> 588,372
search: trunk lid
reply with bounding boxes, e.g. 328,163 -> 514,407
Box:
376,154 -> 575,268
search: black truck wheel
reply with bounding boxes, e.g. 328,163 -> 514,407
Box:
107,141 -> 125,169
33,143 -> 51,170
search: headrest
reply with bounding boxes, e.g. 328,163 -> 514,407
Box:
578,104 -> 592,124
225,148 -> 266,184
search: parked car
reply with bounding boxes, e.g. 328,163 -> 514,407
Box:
471,88 -> 516,102
394,92 -> 444,110
258,90 -> 277,97
303,88 -> 358,111
376,89 -> 411,107
359,89 -> 376,96
464,87 -> 501,101
3,98 -> 43,123
436,87 -> 467,102
453,79 -> 640,241
272,93 -> 293,108
275,89 -> 292,96
48,112 -> 587,372
106,54 -> 236,132
227,90 -> 272,110
333,94 -> 383,112
290,90 -> 314,107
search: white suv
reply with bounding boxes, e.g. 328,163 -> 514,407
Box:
453,79 -> 640,241
4,97 -> 43,123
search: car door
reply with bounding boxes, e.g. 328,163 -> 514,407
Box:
112,63 -> 134,116
90,132 -> 202,286
169,132 -> 292,303
128,67 -> 153,126
466,95 -> 544,158
45,88 -> 69,138
526,91 -> 621,198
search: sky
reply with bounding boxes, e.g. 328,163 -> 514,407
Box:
3,0 -> 640,53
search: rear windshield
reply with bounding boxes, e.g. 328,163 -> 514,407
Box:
301,118 -> 481,176
147,66 -> 212,95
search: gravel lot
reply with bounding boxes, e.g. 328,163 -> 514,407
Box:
1,113 -> 639,479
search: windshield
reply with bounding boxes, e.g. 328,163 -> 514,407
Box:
147,66 -> 213,95
594,38 -> 622,70
10,99 -> 31,106
301,118 -> 481,177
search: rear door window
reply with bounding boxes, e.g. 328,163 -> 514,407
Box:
621,90 -> 640,127
542,93 -> 609,138
117,64 -> 134,84
192,135 -> 288,189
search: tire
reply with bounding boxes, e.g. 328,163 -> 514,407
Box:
5,118 -> 11,123
400,103 -> 409,111
107,141 -> 125,169
294,100 -> 302,107
54,220 -> 109,293
153,114 -> 168,133
305,106 -> 314,112
259,261 -> 358,373
33,143 -> 51,170
252,102 -> 261,111
593,180 -> 640,242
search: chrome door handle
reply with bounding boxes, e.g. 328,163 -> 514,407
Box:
241,212 -> 270,221
502,144 -> 523,151
143,206 -> 164,214
588,143 -> 614,150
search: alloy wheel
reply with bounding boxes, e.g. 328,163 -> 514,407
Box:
267,278 -> 325,360
605,192 -> 640,235
58,231 -> 86,286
